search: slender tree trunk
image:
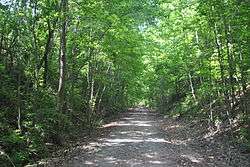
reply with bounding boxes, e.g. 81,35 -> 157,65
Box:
17,72 -> 21,132
213,23 -> 226,97
87,61 -> 95,130
86,47 -> 95,130
43,20 -> 54,86
224,21 -> 235,107
0,34 -> 3,56
32,0 -> 39,89
58,0 -> 68,112
235,1 -> 247,93
188,72 -> 196,100
195,31 -> 199,44
195,31 -> 204,86
96,64 -> 111,113
213,22 -> 231,125
237,42 -> 247,93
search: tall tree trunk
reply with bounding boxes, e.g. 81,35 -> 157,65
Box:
86,47 -> 94,130
195,31 -> 204,86
224,21 -> 236,107
235,0 -> 247,93
188,71 -> 196,101
87,61 -> 95,130
17,71 -> 21,132
96,64 -> 111,113
0,34 -> 3,56
237,42 -> 247,93
213,22 -> 226,96
32,0 -> 39,89
58,0 -> 68,112
43,20 -> 54,86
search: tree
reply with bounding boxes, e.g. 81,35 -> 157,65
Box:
58,0 -> 68,113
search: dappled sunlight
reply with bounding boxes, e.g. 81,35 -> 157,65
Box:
169,139 -> 191,146
58,110 -> 207,167
127,112 -> 152,115
122,117 -> 135,120
102,138 -> 143,143
101,141 -> 126,147
116,123 -> 153,127
144,153 -> 155,158
102,121 -> 119,128
164,124 -> 183,130
130,120 -> 154,124
81,156 -> 174,166
100,137 -> 173,144
102,119 -> 154,128
84,161 -> 95,165
146,138 -> 172,143
149,160 -> 166,164
180,154 -> 204,163
103,122 -> 153,127
118,131 -> 157,136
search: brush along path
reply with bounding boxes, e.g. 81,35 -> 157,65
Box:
42,108 -> 249,167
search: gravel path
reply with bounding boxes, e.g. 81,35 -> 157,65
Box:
43,108 -> 249,167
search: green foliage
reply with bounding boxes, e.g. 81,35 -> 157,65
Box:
0,0 -> 249,166
0,0 -> 159,165
1,130 -> 28,165
141,0 -> 249,149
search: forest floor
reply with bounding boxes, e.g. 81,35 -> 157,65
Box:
31,108 -> 249,167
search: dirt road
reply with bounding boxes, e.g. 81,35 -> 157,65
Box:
44,109 -> 249,167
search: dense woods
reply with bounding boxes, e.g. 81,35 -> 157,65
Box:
0,0 -> 249,166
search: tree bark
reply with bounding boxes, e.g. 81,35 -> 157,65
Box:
17,71 -> 21,132
58,0 -> 68,112
213,22 -> 226,96
0,34 -> 3,56
236,40 -> 247,93
188,71 -> 196,101
86,47 -> 94,130
223,20 -> 236,107
96,64 -> 111,113
31,0 -> 39,89
43,20 -> 54,86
